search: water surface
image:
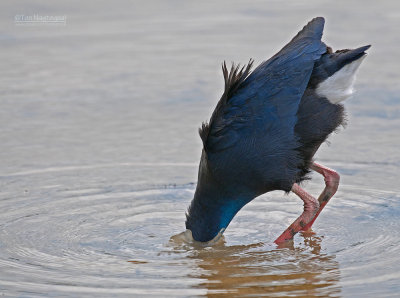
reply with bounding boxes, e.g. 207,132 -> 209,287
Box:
1,0 -> 400,297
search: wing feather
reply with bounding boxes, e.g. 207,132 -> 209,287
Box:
201,17 -> 327,154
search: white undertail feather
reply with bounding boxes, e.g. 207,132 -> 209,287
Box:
316,55 -> 366,104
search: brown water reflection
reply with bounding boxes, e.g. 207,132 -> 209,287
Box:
173,234 -> 340,297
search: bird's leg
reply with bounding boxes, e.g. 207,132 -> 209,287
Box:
274,183 -> 319,244
300,162 -> 340,231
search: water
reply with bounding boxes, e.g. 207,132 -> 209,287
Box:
1,0 -> 400,296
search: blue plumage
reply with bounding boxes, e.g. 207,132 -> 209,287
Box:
185,17 -> 369,243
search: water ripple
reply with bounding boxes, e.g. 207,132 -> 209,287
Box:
0,164 -> 399,296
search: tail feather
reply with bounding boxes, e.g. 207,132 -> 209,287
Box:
310,45 -> 370,103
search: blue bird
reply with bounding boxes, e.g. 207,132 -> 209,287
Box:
185,17 -> 370,244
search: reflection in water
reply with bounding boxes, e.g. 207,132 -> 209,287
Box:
170,233 -> 341,297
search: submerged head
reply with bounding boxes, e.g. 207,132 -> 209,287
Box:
185,151 -> 255,242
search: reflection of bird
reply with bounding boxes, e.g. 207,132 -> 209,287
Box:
185,17 -> 370,244
184,235 -> 340,296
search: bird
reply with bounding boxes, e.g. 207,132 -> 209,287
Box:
184,17 -> 370,245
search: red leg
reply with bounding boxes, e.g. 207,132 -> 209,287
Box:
274,183 -> 319,244
301,162 -> 340,231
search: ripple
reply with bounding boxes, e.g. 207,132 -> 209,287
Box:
0,164 -> 399,296
0,162 -> 197,178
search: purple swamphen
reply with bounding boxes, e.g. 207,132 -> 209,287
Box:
185,17 -> 370,244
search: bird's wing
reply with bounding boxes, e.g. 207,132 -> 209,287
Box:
200,17 -> 327,153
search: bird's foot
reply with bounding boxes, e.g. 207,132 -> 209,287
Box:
274,183 -> 319,245
300,163 -> 340,231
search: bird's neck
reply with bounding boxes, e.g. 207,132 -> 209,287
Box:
185,184 -> 252,242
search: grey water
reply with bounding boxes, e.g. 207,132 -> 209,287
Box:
1,0 -> 400,297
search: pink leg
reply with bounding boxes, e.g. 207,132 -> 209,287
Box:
301,162 -> 340,231
274,183 -> 319,244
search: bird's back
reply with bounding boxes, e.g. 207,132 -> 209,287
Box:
199,17 -> 328,193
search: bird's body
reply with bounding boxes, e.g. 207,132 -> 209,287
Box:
185,17 -> 369,244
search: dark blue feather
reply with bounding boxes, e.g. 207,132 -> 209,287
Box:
185,17 -> 352,242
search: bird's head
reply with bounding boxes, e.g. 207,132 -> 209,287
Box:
185,150 -> 255,242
